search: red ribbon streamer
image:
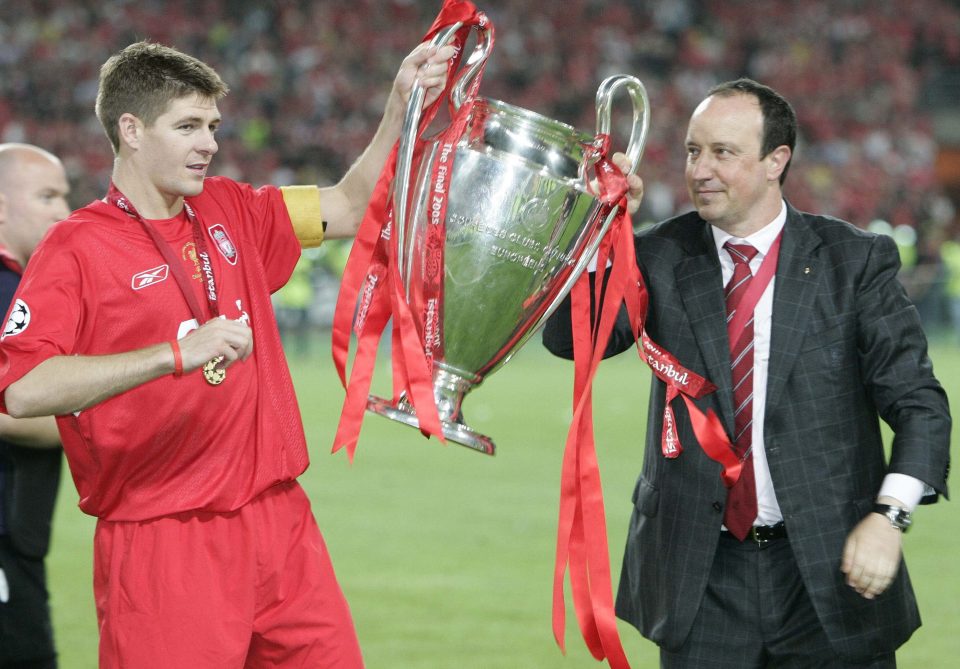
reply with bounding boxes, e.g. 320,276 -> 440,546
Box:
331,0 -> 489,459
553,151 -> 635,669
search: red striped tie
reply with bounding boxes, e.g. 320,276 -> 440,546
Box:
723,242 -> 759,540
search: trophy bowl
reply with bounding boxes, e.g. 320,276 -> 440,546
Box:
367,23 -> 649,454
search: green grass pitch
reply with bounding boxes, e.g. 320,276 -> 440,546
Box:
46,334 -> 960,667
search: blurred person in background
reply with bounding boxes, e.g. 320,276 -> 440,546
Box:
0,143 -> 69,669
0,38 -> 453,668
545,78 -> 950,668
941,231 -> 960,342
909,228 -> 950,333
273,253 -> 315,358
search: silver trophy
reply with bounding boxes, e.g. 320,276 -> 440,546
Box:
367,23 -> 649,454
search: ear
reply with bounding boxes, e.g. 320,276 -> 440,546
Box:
0,193 -> 7,226
118,112 -> 145,150
766,145 -> 792,183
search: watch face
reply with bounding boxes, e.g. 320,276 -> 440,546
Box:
875,504 -> 911,531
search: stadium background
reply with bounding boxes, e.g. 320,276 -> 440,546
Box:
3,0 -> 960,336
1,0 -> 958,667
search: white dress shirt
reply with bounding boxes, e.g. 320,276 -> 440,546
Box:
710,201 -> 924,524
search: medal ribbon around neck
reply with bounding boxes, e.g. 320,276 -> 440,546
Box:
106,182 -> 227,384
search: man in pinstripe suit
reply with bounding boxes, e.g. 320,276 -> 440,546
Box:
543,79 -> 950,667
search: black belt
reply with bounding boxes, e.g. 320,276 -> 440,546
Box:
722,521 -> 787,545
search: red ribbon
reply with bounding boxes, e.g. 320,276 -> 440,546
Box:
331,0 -> 489,459
553,150 -> 635,669
637,314 -> 742,487
726,232 -> 782,348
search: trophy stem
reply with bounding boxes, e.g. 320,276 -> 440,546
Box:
366,394 -> 496,455
366,366 -> 492,455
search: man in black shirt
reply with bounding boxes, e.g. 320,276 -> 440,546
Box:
0,143 -> 69,669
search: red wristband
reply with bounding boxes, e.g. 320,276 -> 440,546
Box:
170,340 -> 183,377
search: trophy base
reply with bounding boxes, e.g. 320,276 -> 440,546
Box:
366,394 -> 496,455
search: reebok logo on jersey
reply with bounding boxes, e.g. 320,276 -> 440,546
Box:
132,264 -> 169,290
208,224 -> 238,265
2,299 -> 30,339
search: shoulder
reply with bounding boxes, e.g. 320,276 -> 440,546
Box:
193,178 -> 288,234
25,201 -> 145,276
634,209 -> 708,261
638,209 -> 704,240
196,176 -> 282,207
795,209 -> 878,244
199,175 -> 245,196
789,207 -> 897,262
783,207 -> 903,297
43,200 -> 128,246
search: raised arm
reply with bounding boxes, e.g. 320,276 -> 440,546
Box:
320,41 -> 456,240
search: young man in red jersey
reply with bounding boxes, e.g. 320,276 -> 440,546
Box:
0,39 -> 453,668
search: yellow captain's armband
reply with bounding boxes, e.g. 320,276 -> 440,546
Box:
280,185 -> 324,248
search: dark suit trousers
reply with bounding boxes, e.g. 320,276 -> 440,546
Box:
0,536 -> 57,667
659,534 -> 896,669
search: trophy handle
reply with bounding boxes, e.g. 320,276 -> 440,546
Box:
394,22 -> 463,293
395,22 -> 492,294
518,77 -> 651,351
450,24 -> 494,110
593,74 -> 650,175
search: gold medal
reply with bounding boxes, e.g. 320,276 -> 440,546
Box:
202,356 -> 226,385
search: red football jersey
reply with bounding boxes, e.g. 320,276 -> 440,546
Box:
0,177 -> 309,521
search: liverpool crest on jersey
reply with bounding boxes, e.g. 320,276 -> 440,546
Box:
208,224 -> 238,265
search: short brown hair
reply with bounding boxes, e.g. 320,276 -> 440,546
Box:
95,41 -> 229,154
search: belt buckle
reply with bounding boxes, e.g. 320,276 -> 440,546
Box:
748,523 -> 786,544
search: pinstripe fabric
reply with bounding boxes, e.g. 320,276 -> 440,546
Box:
723,242 -> 759,539
660,537 -> 896,668
542,203 -> 951,663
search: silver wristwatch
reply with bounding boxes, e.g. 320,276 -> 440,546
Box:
873,503 -> 912,532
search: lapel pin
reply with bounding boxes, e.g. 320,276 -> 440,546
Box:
804,266 -> 811,274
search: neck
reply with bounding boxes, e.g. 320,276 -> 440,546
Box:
716,194 -> 783,239
111,160 -> 183,219
0,237 -> 25,269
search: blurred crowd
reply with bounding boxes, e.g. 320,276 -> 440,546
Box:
1,0 -> 959,334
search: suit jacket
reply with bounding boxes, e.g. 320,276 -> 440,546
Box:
543,204 -> 951,662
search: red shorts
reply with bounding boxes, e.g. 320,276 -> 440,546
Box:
93,481 -> 364,668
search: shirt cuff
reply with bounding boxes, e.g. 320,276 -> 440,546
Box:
877,473 -> 927,511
